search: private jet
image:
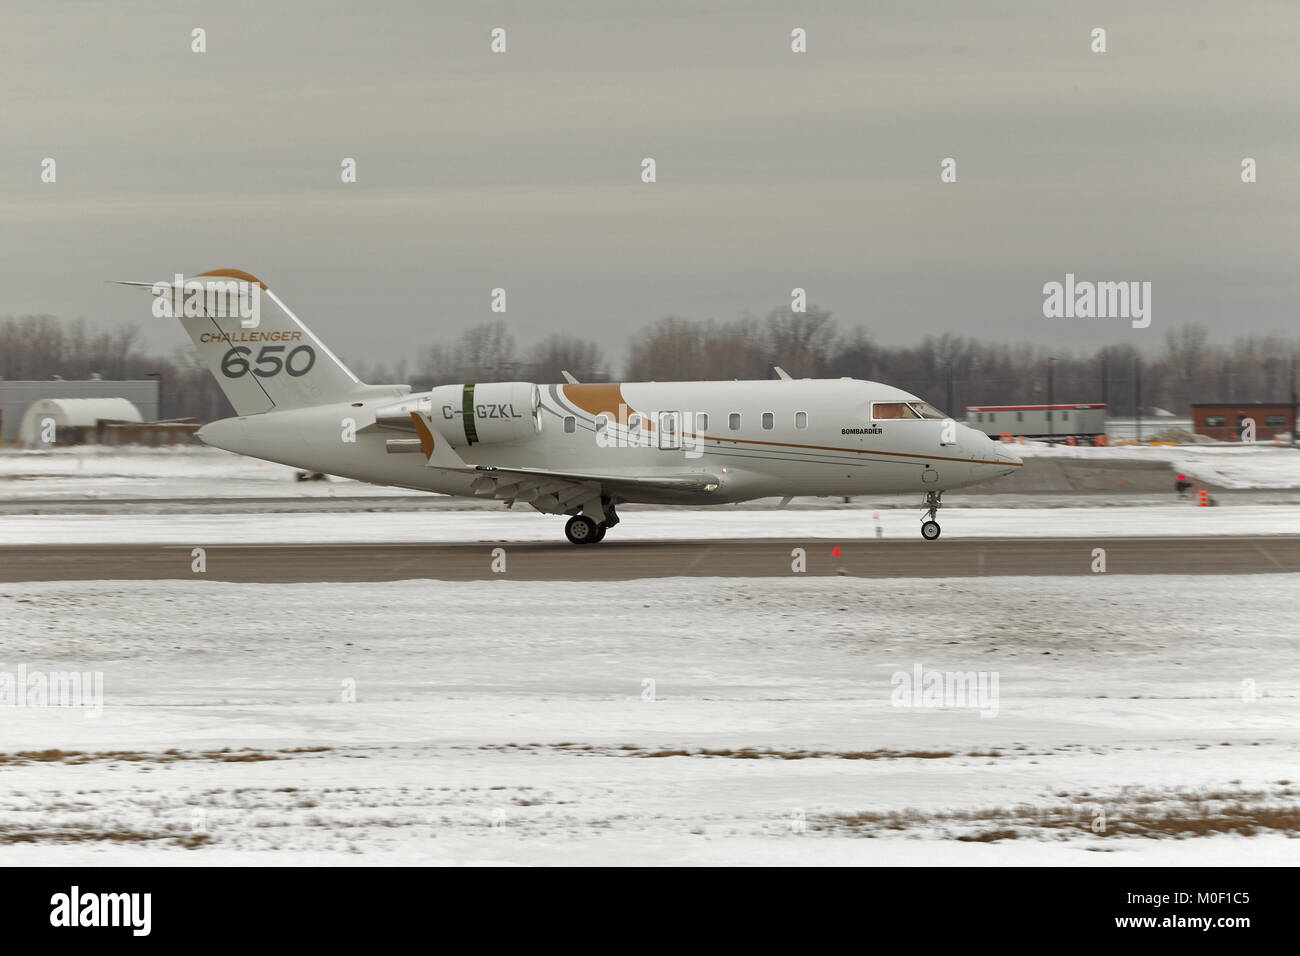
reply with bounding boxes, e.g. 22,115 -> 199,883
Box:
116,270 -> 1022,543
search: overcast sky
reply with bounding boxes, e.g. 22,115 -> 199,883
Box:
3,0 -> 1297,371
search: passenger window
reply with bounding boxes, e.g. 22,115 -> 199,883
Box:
564,416 -> 576,433
594,414 -> 608,433
695,412 -> 709,432
728,412 -> 741,430
628,413 -> 641,434
794,411 -> 807,429
989,413 -> 996,423
1016,411 -> 1023,422
761,412 -> 774,430
977,412 -> 984,423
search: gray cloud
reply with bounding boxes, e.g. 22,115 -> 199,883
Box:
2,0 -> 1296,369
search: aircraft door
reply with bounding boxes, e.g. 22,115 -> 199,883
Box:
658,411 -> 681,450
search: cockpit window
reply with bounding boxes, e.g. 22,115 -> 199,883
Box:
872,401 -> 947,421
872,402 -> 921,420
909,401 -> 948,420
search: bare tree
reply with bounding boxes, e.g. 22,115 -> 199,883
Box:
763,305 -> 837,377
527,334 -> 606,383
420,321 -> 519,383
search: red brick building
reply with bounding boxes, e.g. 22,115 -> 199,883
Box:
1191,402 -> 1295,441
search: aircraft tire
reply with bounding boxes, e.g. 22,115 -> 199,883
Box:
921,520 -> 941,541
565,515 -> 600,545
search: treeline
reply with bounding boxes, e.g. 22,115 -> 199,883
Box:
0,315 -> 233,421
3,310 -> 1297,423
371,309 -> 1299,418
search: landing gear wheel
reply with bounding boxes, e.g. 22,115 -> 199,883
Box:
919,490 -> 943,541
590,522 -> 607,543
565,515 -> 600,545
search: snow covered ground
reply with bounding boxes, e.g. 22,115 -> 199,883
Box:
0,446 -> 403,501
1,575 -> 1296,864
1,441 -> 1296,503
2,503 -> 1296,545
1017,440 -> 1300,490
5,444 -> 1294,545
3,443 -> 1297,864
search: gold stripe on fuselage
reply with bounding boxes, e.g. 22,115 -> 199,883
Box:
553,383 -> 1023,469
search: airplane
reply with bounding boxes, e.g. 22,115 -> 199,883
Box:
116,270 -> 1022,544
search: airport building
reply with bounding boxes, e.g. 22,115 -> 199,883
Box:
17,397 -> 142,446
0,379 -> 159,444
965,403 -> 1107,442
1191,402 -> 1296,442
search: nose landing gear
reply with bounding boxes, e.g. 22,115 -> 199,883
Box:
920,490 -> 943,540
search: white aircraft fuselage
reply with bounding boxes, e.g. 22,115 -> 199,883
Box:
117,269 -> 1022,543
198,378 -> 1021,504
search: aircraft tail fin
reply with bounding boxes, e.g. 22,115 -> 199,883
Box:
113,269 -> 391,415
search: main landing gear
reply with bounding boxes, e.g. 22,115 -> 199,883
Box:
564,500 -> 619,545
920,490 -> 942,541
565,516 -> 603,544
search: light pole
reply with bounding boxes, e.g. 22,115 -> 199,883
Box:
1134,356 -> 1142,443
1047,357 -> 1055,440
1291,356 -> 1297,448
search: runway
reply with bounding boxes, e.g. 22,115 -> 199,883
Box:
2,536 -> 1296,582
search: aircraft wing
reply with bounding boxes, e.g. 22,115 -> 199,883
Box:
469,464 -> 718,493
428,463 -> 721,513
401,411 -> 720,513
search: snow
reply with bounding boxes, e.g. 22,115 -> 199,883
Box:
2,503 -> 1296,545
1017,440 -> 1300,489
3,443 -> 1298,864
1,442 -> 1296,505
0,446 -> 406,500
0,575 -> 1296,864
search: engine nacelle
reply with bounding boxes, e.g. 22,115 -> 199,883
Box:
428,382 -> 542,446
373,383 -> 542,447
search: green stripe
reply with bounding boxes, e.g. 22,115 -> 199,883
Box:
462,384 -> 479,445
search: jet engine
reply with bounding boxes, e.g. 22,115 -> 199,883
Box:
374,382 -> 542,448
